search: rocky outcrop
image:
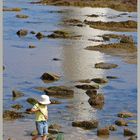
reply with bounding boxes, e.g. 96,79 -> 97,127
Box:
72,120 -> 98,129
108,125 -> 117,131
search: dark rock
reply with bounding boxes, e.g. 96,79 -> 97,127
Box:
120,35 -> 134,44
77,79 -> 91,83
115,119 -> 128,126
11,104 -> 23,110
41,72 -> 60,82
128,136 -> 137,140
106,76 -> 118,79
52,58 -> 61,61
118,112 -> 134,118
95,62 -> 118,69
16,14 -> 29,18
49,124 -> 61,130
124,128 -> 136,136
50,100 -> 61,104
44,86 -> 74,98
17,29 -> 28,36
29,45 -> 36,48
36,32 -> 45,39
3,110 -> 24,120
92,78 -> 108,84
12,90 -> 24,98
86,89 -> 97,98
75,84 -> 99,90
97,127 -> 110,136
108,125 -> 117,131
26,98 -> 38,105
102,36 -> 110,41
48,129 -> 59,134
30,31 -> 36,34
72,120 -> 98,129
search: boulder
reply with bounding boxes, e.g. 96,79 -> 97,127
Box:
115,119 -> 128,126
92,78 -> 108,84
72,120 -> 98,129
35,32 -> 45,39
3,110 -> 24,120
75,84 -> 99,90
44,86 -> 74,98
117,112 -> 134,118
95,62 -> 118,69
108,125 -> 117,131
124,128 -> 136,136
16,14 -> 29,18
97,127 -> 110,136
16,29 -> 28,36
86,89 -> 97,98
12,90 -> 24,98
41,72 -> 60,82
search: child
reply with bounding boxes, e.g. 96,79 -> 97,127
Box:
29,95 -> 51,140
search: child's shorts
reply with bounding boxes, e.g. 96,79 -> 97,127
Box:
35,121 -> 48,136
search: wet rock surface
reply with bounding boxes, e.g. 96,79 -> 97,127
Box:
118,112 -> 135,118
12,90 -> 25,98
77,79 -> 91,83
91,78 -> 108,84
115,119 -> 128,126
94,62 -> 118,69
35,32 -> 46,39
16,29 -> 28,36
75,84 -> 99,90
29,45 -> 36,48
86,89 -> 97,98
72,120 -> 99,129
97,127 -> 110,136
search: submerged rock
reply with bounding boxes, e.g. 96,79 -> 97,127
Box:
115,119 -> 128,126
118,112 -> 135,118
95,62 -> 118,69
12,90 -> 24,98
16,14 -> 29,18
72,120 -> 98,129
97,127 -> 110,136
3,110 -> 24,120
41,72 -> 60,82
124,128 -> 136,136
17,29 -> 28,36
92,78 -> 108,84
44,86 -> 74,98
75,84 -> 99,90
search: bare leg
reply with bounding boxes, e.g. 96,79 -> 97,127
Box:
42,135 -> 47,140
32,135 -> 38,140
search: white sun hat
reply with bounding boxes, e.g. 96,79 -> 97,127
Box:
38,95 -> 51,105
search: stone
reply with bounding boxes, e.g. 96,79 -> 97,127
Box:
17,29 -> 28,36
86,89 -> 97,98
124,128 -> 136,136
29,45 -> 36,48
48,129 -> 59,134
12,90 -> 24,98
95,62 -> 118,69
3,110 -> 24,120
52,58 -> 61,61
49,124 -> 61,130
41,72 -> 60,82
115,119 -> 128,126
97,127 -> 110,136
16,14 -> 29,18
36,32 -> 45,39
106,76 -> 118,79
91,78 -> 108,84
30,31 -> 36,34
26,98 -> 38,105
117,112 -> 134,118
108,125 -> 117,131
128,136 -> 137,140
3,8 -> 22,12
72,120 -> 98,129
78,79 -> 91,83
75,84 -> 99,90
50,100 -> 61,104
11,104 -> 23,110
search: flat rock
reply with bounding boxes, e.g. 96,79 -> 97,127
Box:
41,72 -> 60,82
12,90 -> 24,98
17,29 -> 28,36
115,119 -> 128,126
97,127 -> 110,136
92,78 -> 108,84
124,128 -> 136,136
75,84 -> 99,90
118,112 -> 134,118
72,120 -> 98,129
95,62 -> 118,69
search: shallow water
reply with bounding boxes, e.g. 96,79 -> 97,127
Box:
3,0 -> 137,140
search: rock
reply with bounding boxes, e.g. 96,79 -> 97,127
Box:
97,127 -> 110,136
95,62 -> 118,69
87,14 -> 99,17
49,124 -> 61,130
3,8 -> 22,12
41,72 -> 60,82
86,89 -> 97,98
16,14 -> 29,18
12,90 -> 24,98
102,36 -> 110,41
52,58 -> 61,61
26,98 -> 38,105
91,78 -> 108,84
117,112 -> 134,118
30,31 -> 36,34
77,79 -> 91,83
120,35 -> 134,44
44,86 -> 74,98
3,110 -> 24,120
106,76 -> 118,79
11,104 -> 23,110
115,119 -> 128,126
35,32 -> 45,39
48,129 -> 59,134
75,84 -> 99,90
50,100 -> 61,104
124,128 -> 136,136
17,29 -> 28,36
72,120 -> 99,129
108,125 -> 117,131
128,136 -> 137,140
29,45 -> 36,48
